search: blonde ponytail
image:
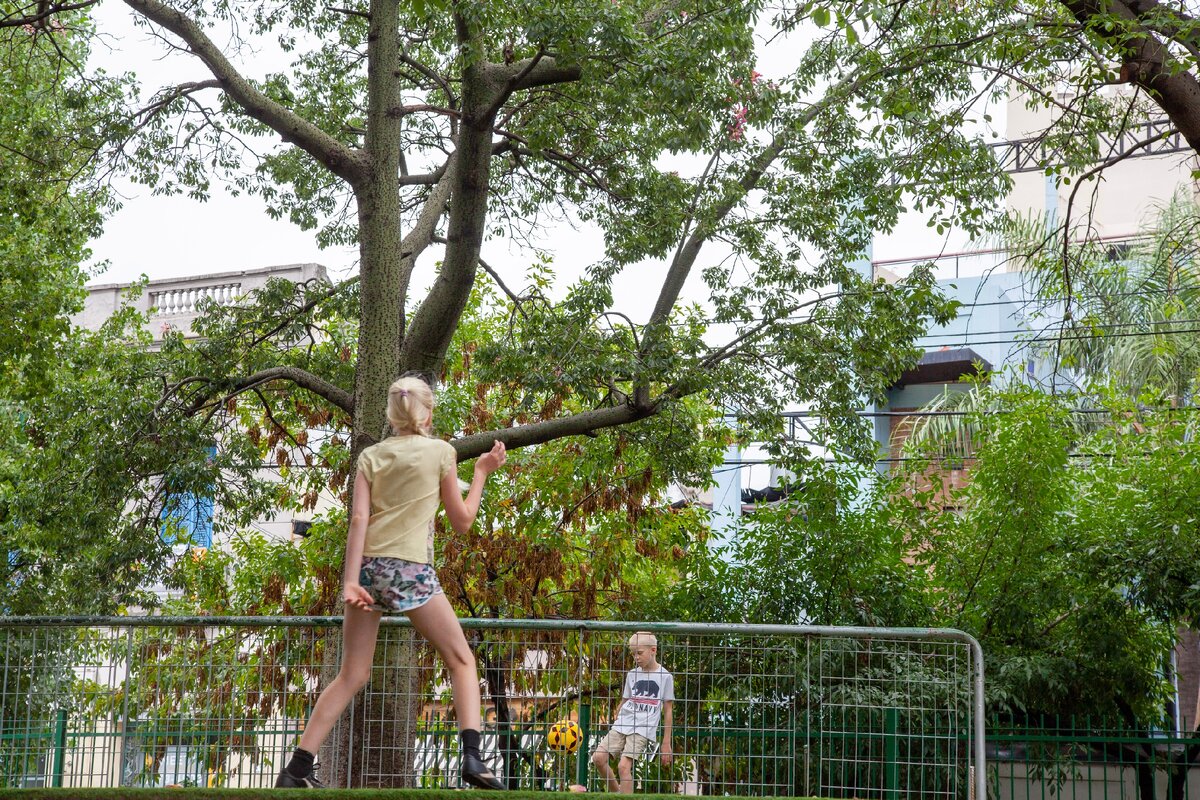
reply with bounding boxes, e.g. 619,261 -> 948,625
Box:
386,377 -> 434,434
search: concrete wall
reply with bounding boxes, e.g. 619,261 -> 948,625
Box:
1005,90 -> 1198,241
76,263 -> 328,341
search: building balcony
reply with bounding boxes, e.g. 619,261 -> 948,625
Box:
78,263 -> 328,339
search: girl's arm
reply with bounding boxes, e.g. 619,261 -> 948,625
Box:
343,471 -> 375,610
441,440 -> 506,534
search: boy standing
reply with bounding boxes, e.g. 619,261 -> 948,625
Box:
591,632 -> 674,793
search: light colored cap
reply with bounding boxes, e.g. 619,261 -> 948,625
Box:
628,631 -> 657,648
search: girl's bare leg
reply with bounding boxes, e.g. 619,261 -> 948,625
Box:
406,592 -> 481,730
297,603 -> 383,753
407,592 -> 503,789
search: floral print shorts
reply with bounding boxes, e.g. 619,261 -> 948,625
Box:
359,556 -> 443,613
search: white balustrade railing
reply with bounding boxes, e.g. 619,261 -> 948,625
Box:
149,283 -> 242,315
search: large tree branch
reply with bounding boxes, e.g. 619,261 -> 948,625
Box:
482,55 -> 583,92
398,158 -> 451,185
400,43 -> 586,380
452,401 -> 658,460
122,0 -> 367,186
1127,0 -> 1200,58
184,366 -> 353,416
1061,0 -> 1200,154
1,0 -> 97,27
399,12 -> 500,380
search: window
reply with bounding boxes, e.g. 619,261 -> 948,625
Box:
159,491 -> 214,549
159,445 -> 216,549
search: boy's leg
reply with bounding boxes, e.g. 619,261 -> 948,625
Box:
592,749 -> 619,793
615,734 -> 650,794
591,732 -> 624,793
617,756 -> 635,794
407,594 -> 503,790
278,604 -> 382,787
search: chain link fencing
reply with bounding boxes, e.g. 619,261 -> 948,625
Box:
0,617 -> 983,797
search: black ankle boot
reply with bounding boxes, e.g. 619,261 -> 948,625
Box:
461,751 -> 504,790
274,761 -> 324,788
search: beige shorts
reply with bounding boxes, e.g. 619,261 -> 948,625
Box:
593,729 -> 651,760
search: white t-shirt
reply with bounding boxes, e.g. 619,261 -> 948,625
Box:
612,666 -> 674,738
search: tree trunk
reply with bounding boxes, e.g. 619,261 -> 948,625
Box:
1135,745 -> 1157,800
325,0 -> 422,787
1167,740 -> 1200,800
481,644 -> 519,789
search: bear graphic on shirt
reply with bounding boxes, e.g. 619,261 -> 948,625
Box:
631,679 -> 661,703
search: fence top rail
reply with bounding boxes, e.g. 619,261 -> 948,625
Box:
989,731 -> 1200,746
0,615 -> 980,645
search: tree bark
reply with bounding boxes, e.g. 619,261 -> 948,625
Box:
1061,0 -> 1200,155
399,44 -> 498,381
325,0 -> 423,788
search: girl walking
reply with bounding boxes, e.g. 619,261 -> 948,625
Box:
276,376 -> 507,790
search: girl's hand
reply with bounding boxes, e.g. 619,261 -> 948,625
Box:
344,583 -> 375,611
475,440 -> 507,477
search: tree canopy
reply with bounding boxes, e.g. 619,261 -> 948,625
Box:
2,0 -> 1198,617
0,0 -> 1016,612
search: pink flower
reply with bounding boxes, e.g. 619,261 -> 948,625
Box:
729,104 -> 749,140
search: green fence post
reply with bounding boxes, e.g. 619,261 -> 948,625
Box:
51,708 -> 67,788
575,702 -> 591,787
884,707 -> 899,800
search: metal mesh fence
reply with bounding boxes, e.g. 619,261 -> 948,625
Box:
988,719 -> 1200,800
0,618 -> 983,797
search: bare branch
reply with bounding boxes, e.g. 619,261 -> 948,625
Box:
327,4 -> 368,19
132,79 -> 220,130
245,275 -> 362,352
399,50 -> 457,110
431,234 -> 526,314
184,366 -> 353,416
121,0 -> 367,185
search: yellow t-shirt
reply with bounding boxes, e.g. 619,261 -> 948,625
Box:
357,435 -> 457,564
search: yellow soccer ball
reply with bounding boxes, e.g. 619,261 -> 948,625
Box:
546,720 -> 582,754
